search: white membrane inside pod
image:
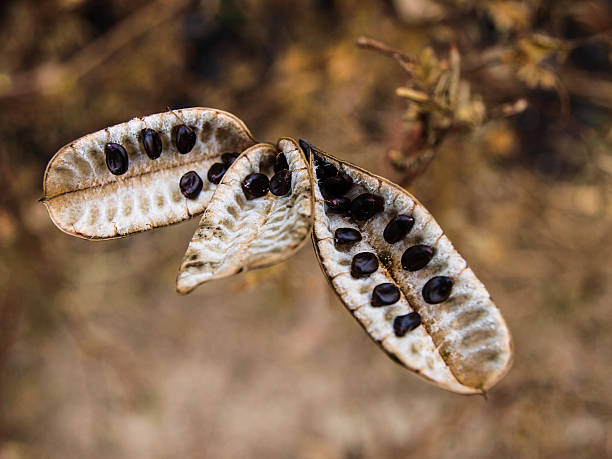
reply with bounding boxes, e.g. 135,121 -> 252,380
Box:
176,138 -> 313,294
309,145 -> 512,394
42,108 -> 255,239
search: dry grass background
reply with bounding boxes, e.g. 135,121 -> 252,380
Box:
0,0 -> 611,458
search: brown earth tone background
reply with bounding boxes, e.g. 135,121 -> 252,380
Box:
1,0 -> 611,458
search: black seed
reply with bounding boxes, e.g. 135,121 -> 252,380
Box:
274,153 -> 289,173
401,245 -> 434,271
175,125 -> 196,153
383,215 -> 415,244
242,173 -> 269,199
298,139 -> 311,156
334,228 -> 362,245
207,162 -> 227,184
320,174 -> 352,198
350,193 -> 384,221
371,283 -> 401,307
179,171 -> 203,199
326,197 -> 351,214
105,143 -> 129,175
270,169 -> 292,196
350,252 -> 379,278
141,128 -> 162,159
221,152 -> 240,166
422,276 -> 454,304
316,162 -> 338,180
393,312 -> 422,337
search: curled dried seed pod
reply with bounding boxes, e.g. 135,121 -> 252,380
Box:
221,152 -> 240,166
308,143 -> 513,394
141,128 -> 162,159
274,153 -> 289,173
105,143 -> 129,175
242,173 -> 270,200
179,171 -> 203,199
269,170 -> 292,196
42,108 -> 255,239
334,228 -> 362,245
207,162 -> 227,184
175,125 -> 197,153
176,138 -> 313,294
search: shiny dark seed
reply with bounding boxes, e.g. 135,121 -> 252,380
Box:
326,197 -> 351,214
422,276 -> 454,304
179,171 -> 203,199
105,143 -> 129,175
274,153 -> 289,173
320,174 -> 352,198
298,139 -> 311,156
175,125 -> 196,153
393,312 -> 422,337
334,228 -> 362,245
401,245 -> 434,271
371,283 -> 401,307
316,162 -> 338,180
221,152 -> 240,166
207,163 -> 227,184
270,169 -> 292,196
350,193 -> 384,221
141,128 -> 162,159
350,252 -> 379,278
383,215 -> 415,244
242,173 -> 269,199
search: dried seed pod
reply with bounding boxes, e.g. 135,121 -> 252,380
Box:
176,138 -> 313,294
42,108 -> 255,239
308,143 -> 513,394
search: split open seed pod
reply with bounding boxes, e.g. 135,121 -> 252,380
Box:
176,138 -> 314,294
305,140 -> 513,394
42,108 -> 255,239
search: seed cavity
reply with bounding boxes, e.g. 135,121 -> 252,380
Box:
326,197 -> 351,214
320,173 -> 352,198
422,276 -> 453,304
141,128 -> 162,159
270,170 -> 292,196
393,312 -> 422,337
242,173 -> 269,200
175,125 -> 196,154
334,228 -> 362,245
274,153 -> 289,173
371,283 -> 400,307
350,193 -> 384,221
207,163 -> 227,184
105,143 -> 129,175
221,152 -> 240,166
316,162 -> 338,181
401,245 -> 434,271
383,214 -> 415,244
179,171 -> 203,199
350,252 -> 379,278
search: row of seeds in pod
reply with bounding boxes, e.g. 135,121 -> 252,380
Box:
307,142 -> 453,338
103,125 -> 291,201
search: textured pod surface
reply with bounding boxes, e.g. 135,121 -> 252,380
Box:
308,143 -> 513,394
176,138 -> 313,294
42,108 -> 256,239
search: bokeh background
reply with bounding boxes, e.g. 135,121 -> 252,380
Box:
1,0 -> 611,458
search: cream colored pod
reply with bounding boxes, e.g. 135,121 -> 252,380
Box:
176,138 -> 314,293
42,108 -> 256,239
305,141 -> 513,394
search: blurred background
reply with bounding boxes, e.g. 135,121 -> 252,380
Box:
1,0 -> 611,457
